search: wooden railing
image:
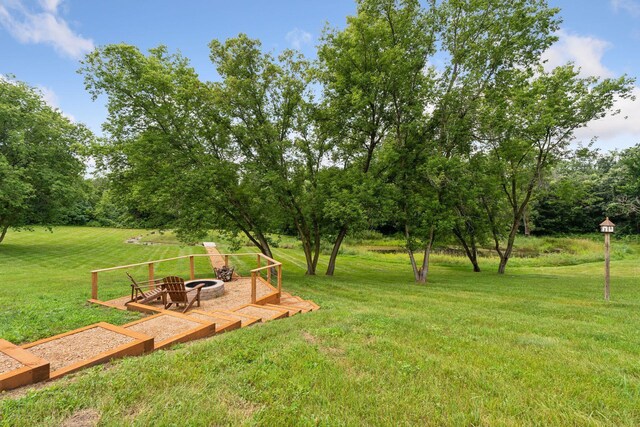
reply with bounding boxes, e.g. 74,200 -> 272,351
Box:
251,253 -> 282,303
90,252 -> 282,303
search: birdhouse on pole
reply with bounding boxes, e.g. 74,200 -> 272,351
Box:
600,217 -> 615,301
599,217 -> 615,234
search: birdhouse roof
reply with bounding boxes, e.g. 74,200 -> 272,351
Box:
600,217 -> 615,227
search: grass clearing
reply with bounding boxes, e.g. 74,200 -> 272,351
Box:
1,227 -> 640,425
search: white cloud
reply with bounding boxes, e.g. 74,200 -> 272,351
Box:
542,29 -> 640,149
611,0 -> 640,17
0,0 -> 93,59
574,86 -> 640,149
37,84 -> 58,107
39,0 -> 60,13
36,84 -> 76,121
285,28 -> 312,50
542,29 -> 614,78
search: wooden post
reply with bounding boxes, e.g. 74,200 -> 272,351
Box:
148,263 -> 155,289
604,232 -> 611,301
251,272 -> 257,303
267,263 -> 271,284
277,264 -> 282,296
91,272 -> 98,300
224,255 -> 229,268
600,217 -> 615,301
189,256 -> 195,280
257,254 -> 261,269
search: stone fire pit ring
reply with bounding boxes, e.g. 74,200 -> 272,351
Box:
184,279 -> 225,300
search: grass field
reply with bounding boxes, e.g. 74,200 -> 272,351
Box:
1,227 -> 639,425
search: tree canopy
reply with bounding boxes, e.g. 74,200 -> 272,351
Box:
78,0 -> 634,279
0,76 -> 91,243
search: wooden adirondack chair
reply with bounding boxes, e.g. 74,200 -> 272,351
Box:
126,272 -> 167,306
162,276 -> 204,313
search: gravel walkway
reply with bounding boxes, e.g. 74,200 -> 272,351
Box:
125,315 -> 202,343
27,327 -> 135,372
236,305 -> 283,320
0,352 -> 23,374
205,245 -> 227,269
188,312 -> 233,325
217,311 -> 259,326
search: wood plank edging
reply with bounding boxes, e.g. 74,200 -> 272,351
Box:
0,339 -> 50,391
233,304 -> 289,321
21,322 -> 153,380
214,311 -> 262,328
187,310 -> 242,333
266,303 -> 303,315
122,312 -> 216,351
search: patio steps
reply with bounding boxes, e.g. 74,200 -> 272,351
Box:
265,303 -> 302,316
232,304 -> 289,321
209,310 -> 262,328
184,310 -> 241,334
3,291 -> 318,392
279,293 -> 320,312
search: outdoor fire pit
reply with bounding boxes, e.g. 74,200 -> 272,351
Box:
184,279 -> 224,300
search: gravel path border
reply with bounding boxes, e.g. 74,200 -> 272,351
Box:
0,352 -> 23,375
27,327 -> 135,372
125,314 -> 202,343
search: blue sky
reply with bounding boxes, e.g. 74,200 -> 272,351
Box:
1,0 -> 639,151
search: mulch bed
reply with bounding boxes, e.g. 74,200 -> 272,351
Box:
27,327 -> 135,372
0,352 -> 23,375
125,315 -> 202,343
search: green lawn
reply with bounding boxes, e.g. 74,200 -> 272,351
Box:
1,227 -> 639,425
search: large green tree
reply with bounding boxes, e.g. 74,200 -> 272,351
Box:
319,0 -> 566,281
0,77 -> 90,243
209,35 -> 332,275
318,0 -> 436,278
81,44 -> 280,255
478,66 -> 633,273
82,40 -> 335,275
416,0 -> 562,274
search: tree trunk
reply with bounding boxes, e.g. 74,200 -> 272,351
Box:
416,227 -> 436,283
301,239 -> 316,275
523,207 -> 531,237
452,227 -> 481,272
288,208 -> 317,275
497,181 -> 535,274
312,223 -> 321,274
497,217 -> 520,274
407,248 -> 420,281
409,227 -> 435,283
290,198 -> 320,276
254,231 -> 273,259
468,234 -> 481,273
226,204 -> 273,259
326,225 -> 348,276
489,223 -> 505,274
0,224 -> 8,244
297,227 -> 320,276
254,232 -> 279,277
404,220 -> 420,281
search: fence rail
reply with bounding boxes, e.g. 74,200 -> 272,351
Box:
90,252 -> 282,304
